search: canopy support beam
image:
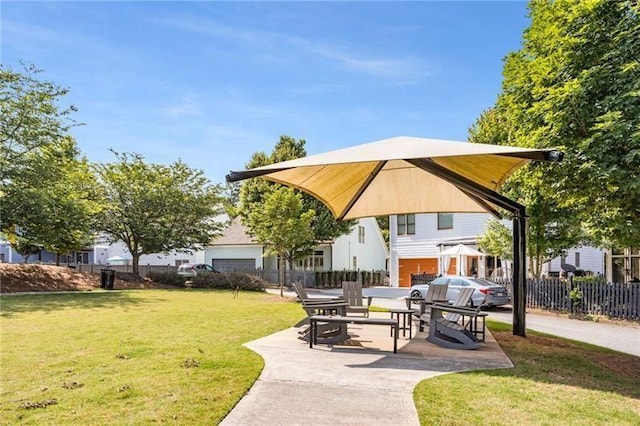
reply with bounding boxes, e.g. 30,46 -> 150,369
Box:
338,161 -> 387,221
407,158 -> 527,337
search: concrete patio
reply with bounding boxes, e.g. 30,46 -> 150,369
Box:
221,312 -> 513,425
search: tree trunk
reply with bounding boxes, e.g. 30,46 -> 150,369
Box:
529,255 -> 543,278
55,253 -> 61,266
288,258 -> 295,287
278,256 -> 285,297
132,253 -> 140,277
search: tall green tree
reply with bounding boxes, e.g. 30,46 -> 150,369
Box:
240,135 -> 354,271
4,136 -> 101,265
1,63 -> 78,185
95,152 -> 224,276
1,65 -> 98,262
470,0 -> 639,260
246,187 -> 315,295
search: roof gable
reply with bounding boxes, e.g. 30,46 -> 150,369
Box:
211,218 -> 256,245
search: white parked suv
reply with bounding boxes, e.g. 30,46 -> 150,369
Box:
177,263 -> 220,277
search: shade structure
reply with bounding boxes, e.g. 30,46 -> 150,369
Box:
228,136 -> 558,220
438,244 -> 486,257
228,136 -> 563,336
438,244 -> 486,276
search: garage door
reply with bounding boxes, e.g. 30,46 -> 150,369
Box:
212,259 -> 256,273
398,258 -> 438,287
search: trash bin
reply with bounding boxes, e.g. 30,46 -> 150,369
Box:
100,269 -> 116,290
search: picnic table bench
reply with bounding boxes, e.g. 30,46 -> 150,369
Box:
308,315 -> 399,353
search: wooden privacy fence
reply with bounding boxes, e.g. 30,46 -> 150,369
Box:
494,278 -> 640,321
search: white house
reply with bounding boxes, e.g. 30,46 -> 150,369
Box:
94,239 -> 206,267
206,217 -> 388,273
544,247 -> 605,277
389,212 -> 606,287
390,213 -> 496,287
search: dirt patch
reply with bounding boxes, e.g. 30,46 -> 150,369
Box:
590,352 -> 640,382
0,264 -> 172,293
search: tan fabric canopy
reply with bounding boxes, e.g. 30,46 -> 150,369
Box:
228,136 -> 554,220
228,135 -> 562,338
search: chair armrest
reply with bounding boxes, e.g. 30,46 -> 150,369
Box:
432,305 -> 483,317
451,305 -> 482,313
302,297 -> 345,304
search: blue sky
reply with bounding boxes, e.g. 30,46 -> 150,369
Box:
2,1 -> 530,184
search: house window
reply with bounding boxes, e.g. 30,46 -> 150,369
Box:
397,214 -> 415,235
358,226 -> 365,244
574,252 -> 580,267
352,256 -> 357,270
437,213 -> 453,230
175,259 -> 189,267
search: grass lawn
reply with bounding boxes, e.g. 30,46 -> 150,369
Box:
3,291 -> 639,425
0,290 -> 304,424
414,320 -> 640,425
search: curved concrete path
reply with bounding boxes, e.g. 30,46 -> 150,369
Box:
221,314 -> 513,425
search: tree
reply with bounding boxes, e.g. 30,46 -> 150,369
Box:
376,216 -> 390,244
95,152 -> 224,276
470,0 -> 639,258
477,219 -> 512,262
1,64 -> 98,263
0,64 -> 84,254
2,136 -> 101,265
240,135 -> 354,275
221,181 -> 242,221
246,187 -> 315,296
1,63 -> 79,185
5,230 -> 41,263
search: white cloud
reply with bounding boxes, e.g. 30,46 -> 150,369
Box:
288,37 -> 429,82
155,16 -> 431,84
163,97 -> 205,119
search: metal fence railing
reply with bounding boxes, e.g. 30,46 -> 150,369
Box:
493,277 -> 640,321
75,264 -> 178,276
410,273 -> 438,286
76,264 -> 385,289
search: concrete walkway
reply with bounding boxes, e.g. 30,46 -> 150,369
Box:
222,312 -> 512,425
222,287 -> 638,425
488,309 -> 640,356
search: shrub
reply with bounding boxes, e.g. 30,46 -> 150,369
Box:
190,272 -> 266,292
569,287 -> 583,304
116,272 -> 141,282
147,271 -> 187,287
